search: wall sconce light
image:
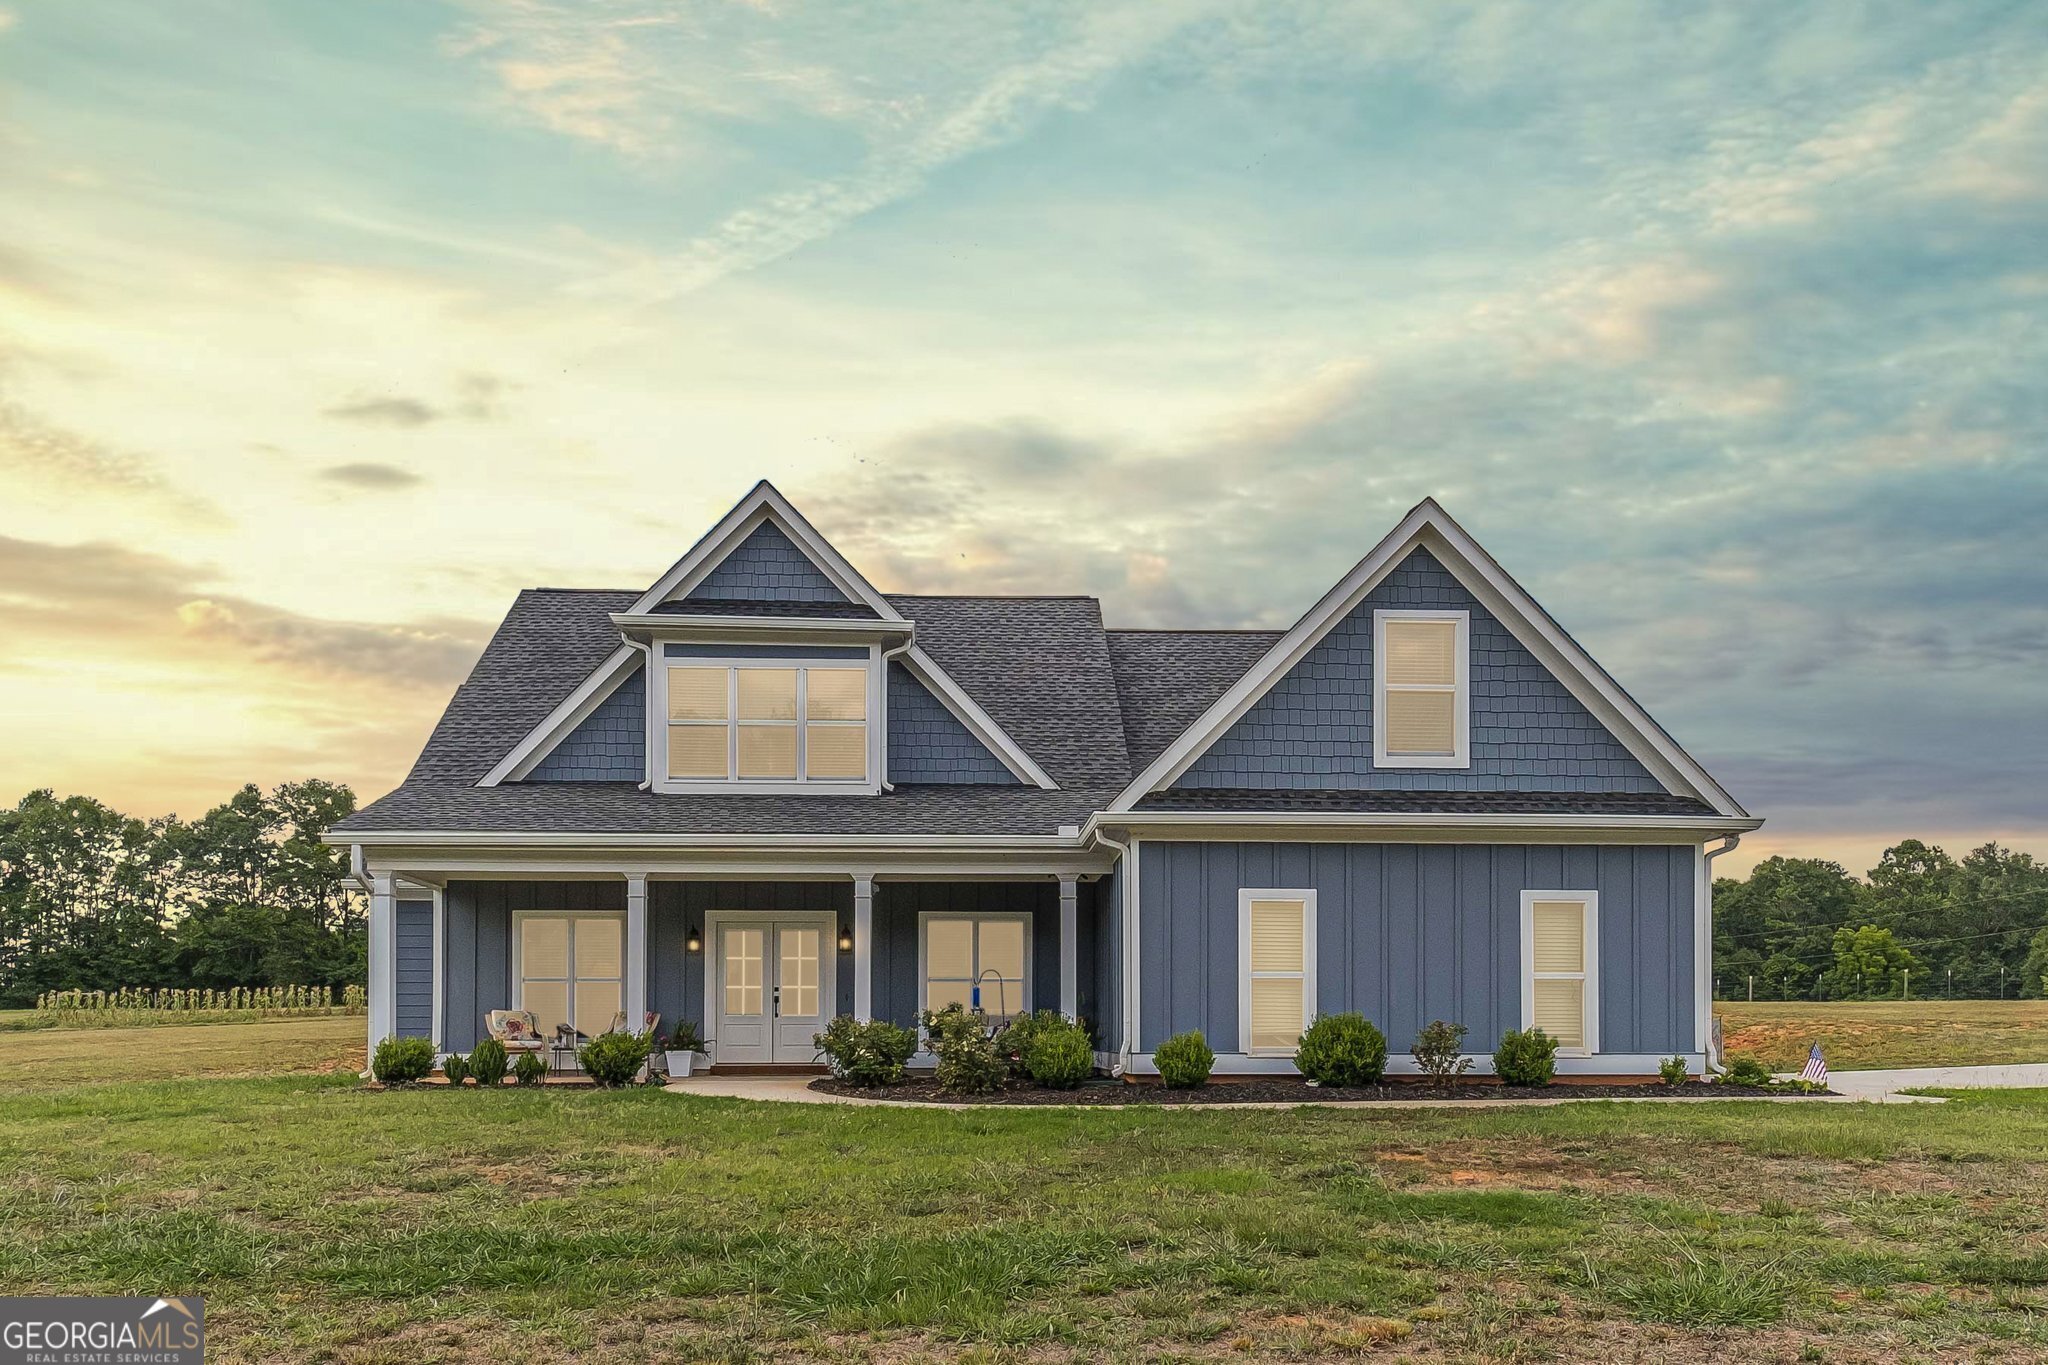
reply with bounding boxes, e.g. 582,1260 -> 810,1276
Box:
837,928 -> 854,952
685,927 -> 702,954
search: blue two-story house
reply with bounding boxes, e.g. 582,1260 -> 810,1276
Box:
332,481 -> 1758,1078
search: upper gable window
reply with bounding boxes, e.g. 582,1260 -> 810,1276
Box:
666,663 -> 869,784
1372,610 -> 1469,768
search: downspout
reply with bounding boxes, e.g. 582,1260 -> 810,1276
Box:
1701,833 -> 1742,1073
349,843 -> 370,894
622,633 -> 655,791
1088,825 -> 1134,1076
878,636 -> 916,792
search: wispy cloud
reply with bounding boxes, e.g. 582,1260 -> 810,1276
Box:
318,461 -> 423,490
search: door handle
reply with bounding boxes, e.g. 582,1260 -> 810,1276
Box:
771,984 -> 780,1017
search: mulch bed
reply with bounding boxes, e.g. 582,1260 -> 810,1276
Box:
810,1076 -> 1828,1105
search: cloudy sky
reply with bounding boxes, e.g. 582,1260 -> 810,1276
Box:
2,2 -> 2043,875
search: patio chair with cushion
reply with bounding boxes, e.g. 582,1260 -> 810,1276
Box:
484,1009 -> 545,1054
603,1010 -> 661,1037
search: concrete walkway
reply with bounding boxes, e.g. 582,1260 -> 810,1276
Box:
1803,1063 -> 2048,1104
661,1070 -> 2047,1109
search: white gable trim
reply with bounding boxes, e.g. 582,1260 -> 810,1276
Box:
1106,500 -> 1747,818
628,481 -> 909,622
478,645 -> 640,787
900,646 -> 1059,790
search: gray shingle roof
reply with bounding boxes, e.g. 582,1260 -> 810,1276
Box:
1105,630 -> 1285,771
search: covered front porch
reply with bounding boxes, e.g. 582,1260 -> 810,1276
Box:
366,860 -> 1117,1069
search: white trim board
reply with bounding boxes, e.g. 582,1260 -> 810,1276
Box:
1107,499 -> 1749,818
1120,1052 -> 1703,1077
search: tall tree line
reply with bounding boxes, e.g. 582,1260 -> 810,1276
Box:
1714,840 -> 2048,1000
0,781 -> 363,1008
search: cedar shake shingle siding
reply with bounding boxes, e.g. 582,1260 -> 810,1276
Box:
886,662 -> 1020,784
529,667 -> 645,782
1172,548 -> 1667,794
683,522 -> 853,605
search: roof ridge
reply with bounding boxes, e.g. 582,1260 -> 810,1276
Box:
888,592 -> 1103,602
1107,626 -> 1286,635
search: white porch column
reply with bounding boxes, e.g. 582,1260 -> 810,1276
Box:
624,872 -> 649,1029
367,872 -> 396,1054
1058,873 -> 1079,1018
852,872 -> 875,1020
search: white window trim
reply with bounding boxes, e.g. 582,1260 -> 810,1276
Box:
916,911 -> 1033,1022
1372,608 -> 1470,769
1237,888 -> 1317,1056
1520,890 -> 1600,1057
510,910 -> 627,1037
652,654 -> 881,795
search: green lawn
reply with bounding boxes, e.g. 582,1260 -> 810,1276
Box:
1719,999 -> 2048,1071
3,1021 -> 2047,1361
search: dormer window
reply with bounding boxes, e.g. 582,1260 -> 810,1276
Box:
1373,609 -> 1469,768
664,662 -> 870,785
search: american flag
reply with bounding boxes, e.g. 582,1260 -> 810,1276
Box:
1800,1043 -> 1829,1085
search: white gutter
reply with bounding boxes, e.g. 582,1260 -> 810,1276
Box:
1700,832 -> 1743,1073
1083,810 -> 1763,839
878,635 -> 917,792
609,612 -> 913,637
621,633 -> 656,791
323,829 -> 1083,849
1085,824 -> 1136,1076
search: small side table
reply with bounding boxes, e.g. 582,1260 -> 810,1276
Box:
549,1035 -> 579,1075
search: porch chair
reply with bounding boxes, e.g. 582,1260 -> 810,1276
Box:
484,1009 -> 545,1056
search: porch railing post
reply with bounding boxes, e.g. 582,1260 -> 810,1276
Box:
624,872 -> 649,1030
853,872 -> 875,1021
1058,873 -> 1079,1019
367,873 -> 396,1056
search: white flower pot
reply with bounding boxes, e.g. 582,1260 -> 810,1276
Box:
665,1050 -> 697,1078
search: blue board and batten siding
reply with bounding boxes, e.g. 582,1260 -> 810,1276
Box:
394,899 -> 434,1040
439,881 -> 625,1052
1175,548 -> 1664,793
1136,842 -> 1696,1061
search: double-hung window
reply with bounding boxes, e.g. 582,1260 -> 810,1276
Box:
1239,890 -> 1316,1055
1373,609 -> 1469,768
920,914 -> 1030,1022
666,663 -> 868,783
1522,891 -> 1598,1055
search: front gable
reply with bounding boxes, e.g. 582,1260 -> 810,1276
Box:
680,521 -> 862,609
1113,500 -> 1747,817
1174,548 -> 1662,793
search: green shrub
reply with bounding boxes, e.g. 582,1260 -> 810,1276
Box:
512,1052 -> 546,1087
1492,1027 -> 1559,1086
1658,1054 -> 1690,1086
468,1038 -> 509,1087
1294,1012 -> 1388,1086
813,1014 -> 918,1086
1012,1012 -> 1092,1088
371,1035 -> 436,1085
578,1029 -> 650,1087
920,1003 -> 1005,1094
1411,1019 -> 1472,1083
1154,1030 -> 1215,1088
1719,1052 -> 1774,1087
440,1051 -> 470,1085
662,1020 -> 704,1054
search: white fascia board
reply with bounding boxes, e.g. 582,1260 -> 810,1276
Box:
1108,499 -> 1750,819
326,829 -> 1084,849
1084,810 -> 1763,844
478,645 -> 639,787
610,613 -> 911,640
900,645 -> 1059,791
627,482 -> 909,622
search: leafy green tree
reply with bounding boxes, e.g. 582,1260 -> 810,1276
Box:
2022,927 -> 2048,999
1819,925 -> 1925,1000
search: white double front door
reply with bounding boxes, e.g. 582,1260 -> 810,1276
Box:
711,914 -> 834,1064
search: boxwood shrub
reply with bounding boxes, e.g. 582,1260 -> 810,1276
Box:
578,1030 -> 650,1087
1492,1027 -> 1559,1086
1293,1012 -> 1388,1086
371,1035 -> 436,1085
1155,1030 -> 1215,1088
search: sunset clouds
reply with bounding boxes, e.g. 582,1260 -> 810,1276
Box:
0,1 -> 2043,873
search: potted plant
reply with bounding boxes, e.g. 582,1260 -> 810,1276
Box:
662,1021 -> 706,1078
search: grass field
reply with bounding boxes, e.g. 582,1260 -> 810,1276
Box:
4,1019 -> 2048,1361
6,1015 -> 364,1091
1718,999 -> 2048,1072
